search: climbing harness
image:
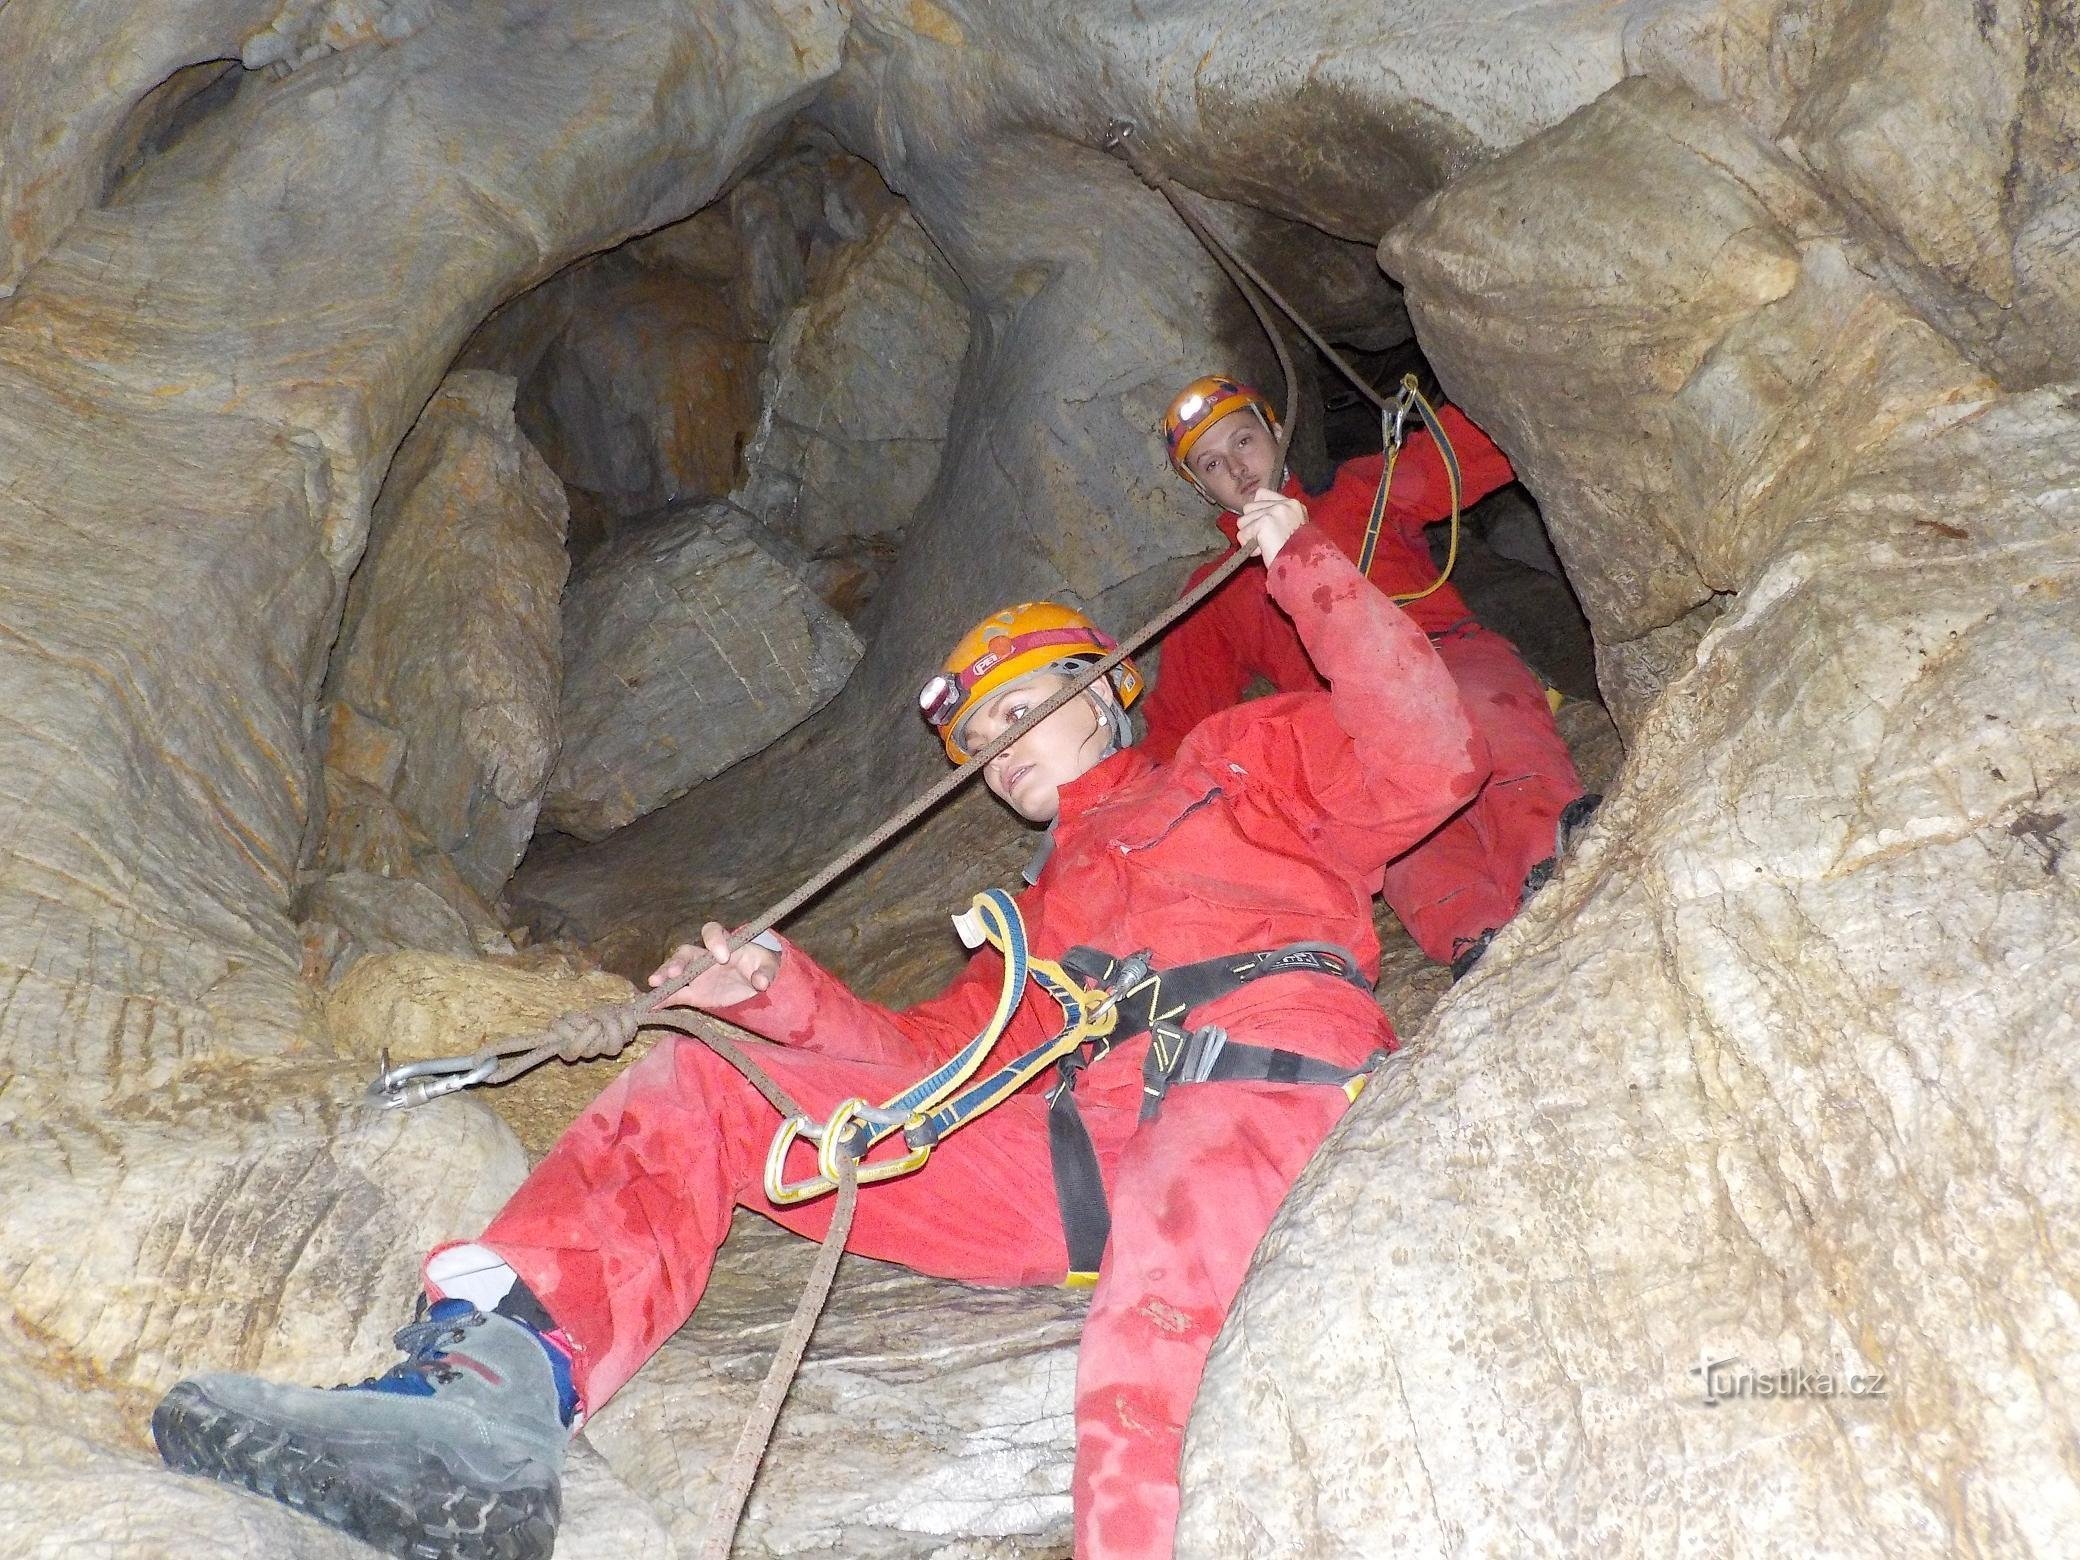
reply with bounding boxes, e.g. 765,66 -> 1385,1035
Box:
1043,940 -> 1386,1281
760,889 -> 1121,1204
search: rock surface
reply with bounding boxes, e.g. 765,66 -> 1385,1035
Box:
542,505 -> 865,841
736,206 -> 971,616
588,1213 -> 1086,1558
1176,78 -> 2080,1557
325,370 -> 571,902
0,0 -> 846,1551
514,263 -> 761,523
6,2 -> 2080,1557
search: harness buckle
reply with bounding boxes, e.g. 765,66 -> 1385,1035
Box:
1088,948 -> 1155,1025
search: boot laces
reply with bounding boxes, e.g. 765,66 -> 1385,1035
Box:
345,1307 -> 483,1391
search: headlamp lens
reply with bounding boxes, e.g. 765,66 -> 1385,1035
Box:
919,673 -> 962,726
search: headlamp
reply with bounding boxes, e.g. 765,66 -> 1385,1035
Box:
918,672 -> 962,727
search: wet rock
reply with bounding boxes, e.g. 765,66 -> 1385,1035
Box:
1183,79 -> 2080,1557
542,505 -> 863,841
326,370 -> 571,903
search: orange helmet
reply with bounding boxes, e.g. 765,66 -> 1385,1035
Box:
1163,374 -> 1280,495
919,601 -> 1145,763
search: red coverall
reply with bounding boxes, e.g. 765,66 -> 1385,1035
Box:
1140,407 -> 1585,963
435,526 -> 1485,1558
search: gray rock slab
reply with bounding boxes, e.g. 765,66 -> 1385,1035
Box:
585,1213 -> 1084,1558
736,207 -> 971,611
542,505 -> 865,840
328,370 -> 570,901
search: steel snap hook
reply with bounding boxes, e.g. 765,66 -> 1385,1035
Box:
366,1046 -> 498,1110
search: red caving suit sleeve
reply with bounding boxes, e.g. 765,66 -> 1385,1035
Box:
710,927 -> 1051,1072
1210,521 -> 1492,876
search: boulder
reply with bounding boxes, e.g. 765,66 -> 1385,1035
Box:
298,869 -> 481,983
326,370 -> 571,902
736,207 -> 970,616
515,265 -> 762,520
542,505 -> 863,841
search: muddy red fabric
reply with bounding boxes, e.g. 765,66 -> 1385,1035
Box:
1139,405 -> 1585,960
434,526 -> 1485,1559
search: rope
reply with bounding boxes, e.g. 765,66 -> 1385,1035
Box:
1104,124 -> 1462,607
371,118 -> 1330,1559
697,1158 -> 858,1560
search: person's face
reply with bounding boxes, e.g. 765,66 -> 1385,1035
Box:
958,671 -> 1115,823
1185,408 -> 1274,512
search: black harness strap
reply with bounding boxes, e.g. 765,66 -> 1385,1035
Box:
1043,940 -> 1384,1284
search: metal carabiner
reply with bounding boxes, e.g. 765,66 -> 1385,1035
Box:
366,1046 -> 498,1111
1387,384 -> 1415,452
762,1099 -> 932,1205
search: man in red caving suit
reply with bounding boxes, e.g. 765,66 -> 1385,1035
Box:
1141,374 -> 1597,976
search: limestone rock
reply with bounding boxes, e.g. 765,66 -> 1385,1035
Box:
586,1214 -> 1084,1557
312,772 -> 515,954
298,869 -> 481,982
0,0 -> 845,1548
327,370 -> 571,902
543,506 -> 864,841
736,207 -> 970,615
1596,594 -> 1733,743
326,951 -> 640,1155
1181,81 -> 2080,1558
516,264 -> 762,520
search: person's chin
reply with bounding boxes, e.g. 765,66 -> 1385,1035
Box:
1009,773 -> 1059,823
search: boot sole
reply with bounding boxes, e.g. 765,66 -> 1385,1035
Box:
152,1381 -> 559,1560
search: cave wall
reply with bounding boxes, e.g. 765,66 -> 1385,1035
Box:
0,0 -> 848,1545
2,2 -> 2077,1556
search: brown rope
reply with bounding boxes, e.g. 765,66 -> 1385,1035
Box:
697,1158 -> 858,1560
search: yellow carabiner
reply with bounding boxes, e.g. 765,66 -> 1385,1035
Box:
817,1096 -> 931,1188
763,1099 -> 935,1205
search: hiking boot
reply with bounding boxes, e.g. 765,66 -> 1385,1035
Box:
1449,929 -> 1496,982
152,1299 -> 571,1560
1520,792 -> 1604,903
